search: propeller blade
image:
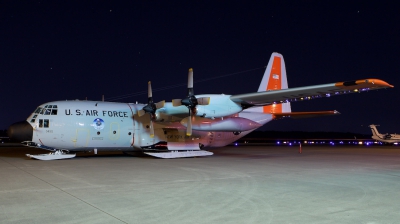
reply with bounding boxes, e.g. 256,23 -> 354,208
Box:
187,68 -> 194,96
172,99 -> 182,107
188,68 -> 193,88
155,100 -> 165,109
149,119 -> 155,138
148,81 -> 152,98
197,97 -> 210,105
138,109 -> 146,117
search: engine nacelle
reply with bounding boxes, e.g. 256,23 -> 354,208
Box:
180,117 -> 261,132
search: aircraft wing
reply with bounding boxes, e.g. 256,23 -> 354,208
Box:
230,79 -> 393,106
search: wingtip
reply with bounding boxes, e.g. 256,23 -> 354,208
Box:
335,78 -> 394,89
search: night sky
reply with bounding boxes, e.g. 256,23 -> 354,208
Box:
1,2 -> 399,134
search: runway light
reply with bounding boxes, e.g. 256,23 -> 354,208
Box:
358,141 -> 363,145
394,143 -> 398,145
235,143 -> 238,146
277,141 -> 280,144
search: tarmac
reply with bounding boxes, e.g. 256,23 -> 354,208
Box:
1,144 -> 400,224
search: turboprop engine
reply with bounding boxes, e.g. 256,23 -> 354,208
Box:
180,117 -> 261,132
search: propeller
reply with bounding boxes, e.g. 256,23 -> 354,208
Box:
172,68 -> 210,136
138,81 -> 165,137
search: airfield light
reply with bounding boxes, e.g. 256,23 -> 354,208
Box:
289,143 -> 292,146
304,141 -> 307,144
358,141 -> 363,145
277,141 -> 280,144
394,143 -> 398,145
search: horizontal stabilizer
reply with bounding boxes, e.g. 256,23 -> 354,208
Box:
272,110 -> 340,119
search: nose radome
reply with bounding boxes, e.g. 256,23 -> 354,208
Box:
8,121 -> 33,142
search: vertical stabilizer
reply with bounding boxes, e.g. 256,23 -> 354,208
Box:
247,52 -> 291,113
369,124 -> 382,138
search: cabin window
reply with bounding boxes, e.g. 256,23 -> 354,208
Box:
39,119 -> 43,128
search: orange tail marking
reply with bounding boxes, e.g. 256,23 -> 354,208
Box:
263,56 -> 282,113
263,104 -> 282,113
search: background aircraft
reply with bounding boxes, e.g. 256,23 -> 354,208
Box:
7,53 -> 393,160
369,124 -> 400,144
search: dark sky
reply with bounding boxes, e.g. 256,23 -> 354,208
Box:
1,1 -> 399,134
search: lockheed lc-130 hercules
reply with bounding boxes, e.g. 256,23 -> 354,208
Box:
8,53 -> 393,160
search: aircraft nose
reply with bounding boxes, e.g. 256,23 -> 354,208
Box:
8,121 -> 33,142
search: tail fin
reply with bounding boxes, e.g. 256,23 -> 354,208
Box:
369,124 -> 382,137
250,52 -> 291,113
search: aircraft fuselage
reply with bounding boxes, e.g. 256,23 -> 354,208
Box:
12,100 -> 264,152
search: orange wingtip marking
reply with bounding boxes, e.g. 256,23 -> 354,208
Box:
335,79 -> 394,89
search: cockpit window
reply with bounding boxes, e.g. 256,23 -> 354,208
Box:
43,119 -> 49,128
34,107 -> 42,114
44,109 -> 51,115
35,105 -> 58,115
30,115 -> 37,123
38,119 -> 49,128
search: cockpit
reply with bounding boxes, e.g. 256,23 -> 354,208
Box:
30,105 -> 58,124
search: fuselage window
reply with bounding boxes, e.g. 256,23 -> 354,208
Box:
39,119 -> 43,128
43,119 -> 49,128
